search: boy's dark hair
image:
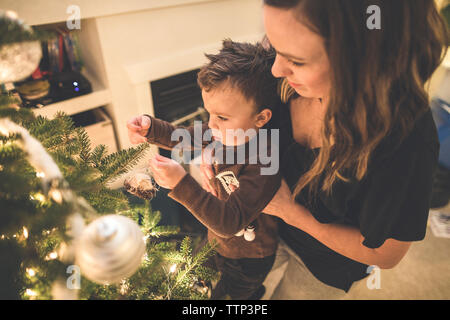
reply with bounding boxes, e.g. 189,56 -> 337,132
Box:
197,39 -> 279,113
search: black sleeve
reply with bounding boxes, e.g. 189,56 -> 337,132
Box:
357,141 -> 438,249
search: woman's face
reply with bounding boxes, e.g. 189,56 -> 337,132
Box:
263,5 -> 331,100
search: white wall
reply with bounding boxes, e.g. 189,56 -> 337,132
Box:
93,0 -> 264,148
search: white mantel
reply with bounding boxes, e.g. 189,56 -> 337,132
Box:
1,0 -> 224,26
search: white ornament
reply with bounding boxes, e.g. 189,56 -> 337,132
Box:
243,225 -> 255,242
75,214 -> 146,285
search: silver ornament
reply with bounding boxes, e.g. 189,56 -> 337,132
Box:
0,40 -> 42,83
75,214 -> 146,285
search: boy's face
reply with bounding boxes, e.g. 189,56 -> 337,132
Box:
202,82 -> 268,146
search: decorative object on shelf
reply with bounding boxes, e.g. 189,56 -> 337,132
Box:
49,71 -> 92,101
124,171 -> 159,200
75,214 -> 146,285
0,11 -> 42,83
17,79 -> 50,100
18,71 -> 93,109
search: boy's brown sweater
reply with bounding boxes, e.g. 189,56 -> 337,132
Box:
145,116 -> 281,259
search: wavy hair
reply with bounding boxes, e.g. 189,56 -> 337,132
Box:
265,0 -> 448,198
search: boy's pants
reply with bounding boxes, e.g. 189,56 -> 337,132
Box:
209,253 -> 276,300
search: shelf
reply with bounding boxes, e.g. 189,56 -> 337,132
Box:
31,71 -> 112,119
4,0 -> 217,27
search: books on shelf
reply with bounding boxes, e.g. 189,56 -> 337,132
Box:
32,27 -> 84,79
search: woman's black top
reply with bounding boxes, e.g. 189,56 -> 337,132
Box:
276,103 -> 440,292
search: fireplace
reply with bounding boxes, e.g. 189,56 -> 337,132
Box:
150,68 -> 209,159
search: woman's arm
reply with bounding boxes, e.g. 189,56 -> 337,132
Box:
264,180 -> 411,269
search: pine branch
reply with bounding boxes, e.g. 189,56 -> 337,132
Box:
98,143 -> 149,183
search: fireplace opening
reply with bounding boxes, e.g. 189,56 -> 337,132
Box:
150,68 -> 209,152
149,68 -> 208,235
150,68 -> 207,125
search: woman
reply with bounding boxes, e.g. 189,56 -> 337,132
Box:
201,0 -> 448,298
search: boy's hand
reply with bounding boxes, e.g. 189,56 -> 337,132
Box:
127,115 -> 151,144
150,154 -> 187,189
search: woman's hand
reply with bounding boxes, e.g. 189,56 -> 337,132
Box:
149,154 -> 187,189
127,115 -> 151,144
263,179 -> 298,223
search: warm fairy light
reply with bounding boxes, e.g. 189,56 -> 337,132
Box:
25,289 -> 37,297
0,140 -> 13,148
23,227 -> 29,239
26,268 -> 36,277
169,264 -> 177,273
120,280 -> 129,295
31,192 -> 46,203
36,171 -> 45,178
49,189 -> 63,204
5,10 -> 19,19
45,251 -> 58,260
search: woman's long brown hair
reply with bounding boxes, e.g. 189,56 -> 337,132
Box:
265,0 -> 448,199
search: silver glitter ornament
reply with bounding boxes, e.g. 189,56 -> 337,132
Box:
0,40 -> 42,83
0,10 -> 42,83
75,214 -> 146,285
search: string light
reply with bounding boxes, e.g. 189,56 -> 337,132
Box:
25,289 -> 37,297
23,227 -> 28,239
49,188 -> 63,204
30,192 -> 46,203
120,280 -> 129,295
169,264 -> 177,273
36,171 -> 45,178
45,251 -> 58,260
26,268 -> 36,277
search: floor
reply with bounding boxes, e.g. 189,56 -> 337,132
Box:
262,207 -> 450,300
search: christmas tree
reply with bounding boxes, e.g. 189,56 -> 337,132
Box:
0,10 -> 218,300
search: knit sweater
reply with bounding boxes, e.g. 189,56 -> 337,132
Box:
145,116 -> 281,259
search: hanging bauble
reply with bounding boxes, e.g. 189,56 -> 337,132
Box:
124,172 -> 159,200
75,214 -> 146,285
0,11 -> 42,83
